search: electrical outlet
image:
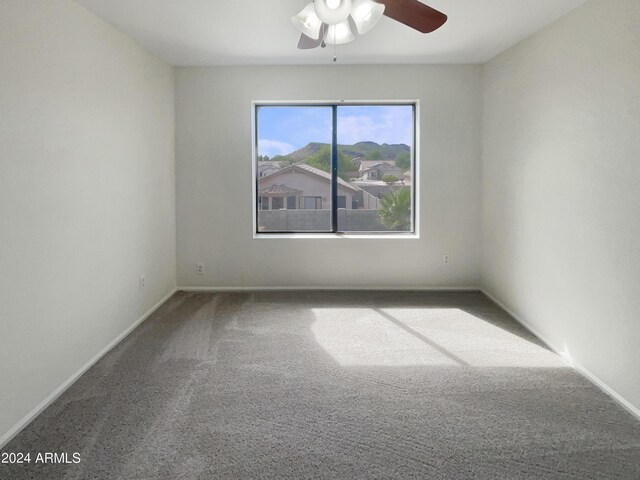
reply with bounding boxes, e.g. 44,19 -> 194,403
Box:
443,255 -> 450,265
139,275 -> 146,289
197,263 -> 204,275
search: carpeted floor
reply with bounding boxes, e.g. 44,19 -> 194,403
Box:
4,291 -> 640,479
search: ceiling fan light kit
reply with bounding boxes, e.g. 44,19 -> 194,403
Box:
291,0 -> 447,52
314,0 -> 352,25
291,2 -> 324,40
351,0 -> 386,34
325,20 -> 356,45
291,0 -> 383,46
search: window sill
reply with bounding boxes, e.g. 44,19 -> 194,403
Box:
253,233 -> 419,240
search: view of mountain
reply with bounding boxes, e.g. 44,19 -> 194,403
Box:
264,141 -> 410,162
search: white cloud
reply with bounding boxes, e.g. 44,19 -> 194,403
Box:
258,139 -> 295,157
337,107 -> 413,146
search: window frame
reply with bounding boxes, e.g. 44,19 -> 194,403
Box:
252,100 -> 420,239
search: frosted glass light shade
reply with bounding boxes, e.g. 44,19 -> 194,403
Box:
291,2 -> 323,40
325,20 -> 355,45
351,0 -> 385,34
314,0 -> 352,25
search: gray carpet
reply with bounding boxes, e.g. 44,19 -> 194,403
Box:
4,291 -> 640,479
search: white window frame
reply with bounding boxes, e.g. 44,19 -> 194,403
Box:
251,100 -> 420,240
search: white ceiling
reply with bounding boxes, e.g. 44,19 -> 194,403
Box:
74,0 -> 588,66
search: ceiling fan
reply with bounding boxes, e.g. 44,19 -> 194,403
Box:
292,0 -> 447,50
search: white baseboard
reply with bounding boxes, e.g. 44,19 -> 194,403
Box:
480,288 -> 640,422
0,288 -> 177,449
178,286 -> 482,292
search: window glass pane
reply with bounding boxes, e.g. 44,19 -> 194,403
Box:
272,197 -> 284,210
255,103 -> 415,234
256,106 -> 332,232
302,196 -> 322,209
337,105 -> 414,233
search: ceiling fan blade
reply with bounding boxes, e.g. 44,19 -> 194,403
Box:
297,24 -> 328,50
298,33 -> 322,49
378,0 -> 447,34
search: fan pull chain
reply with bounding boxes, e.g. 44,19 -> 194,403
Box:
333,28 -> 337,62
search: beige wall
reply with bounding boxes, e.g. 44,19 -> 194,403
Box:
0,0 -> 176,444
176,65 -> 483,288
482,0 -> 640,414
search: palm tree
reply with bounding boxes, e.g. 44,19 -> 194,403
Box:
378,187 -> 411,231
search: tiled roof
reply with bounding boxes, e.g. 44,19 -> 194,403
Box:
358,160 -> 394,171
259,161 -> 282,168
292,164 -> 360,192
259,184 -> 303,196
259,163 -> 360,193
363,162 -> 398,172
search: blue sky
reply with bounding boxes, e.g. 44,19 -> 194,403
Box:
257,105 -> 413,158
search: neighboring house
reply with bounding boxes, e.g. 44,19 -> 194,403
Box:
351,179 -> 402,200
258,163 -> 367,210
257,161 -> 282,178
361,162 -> 405,181
351,160 -> 408,199
355,159 -> 386,171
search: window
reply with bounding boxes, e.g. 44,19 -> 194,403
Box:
272,197 -> 284,210
302,196 -> 322,210
255,103 -> 416,234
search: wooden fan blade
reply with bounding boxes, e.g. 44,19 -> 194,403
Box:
378,0 -> 447,34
